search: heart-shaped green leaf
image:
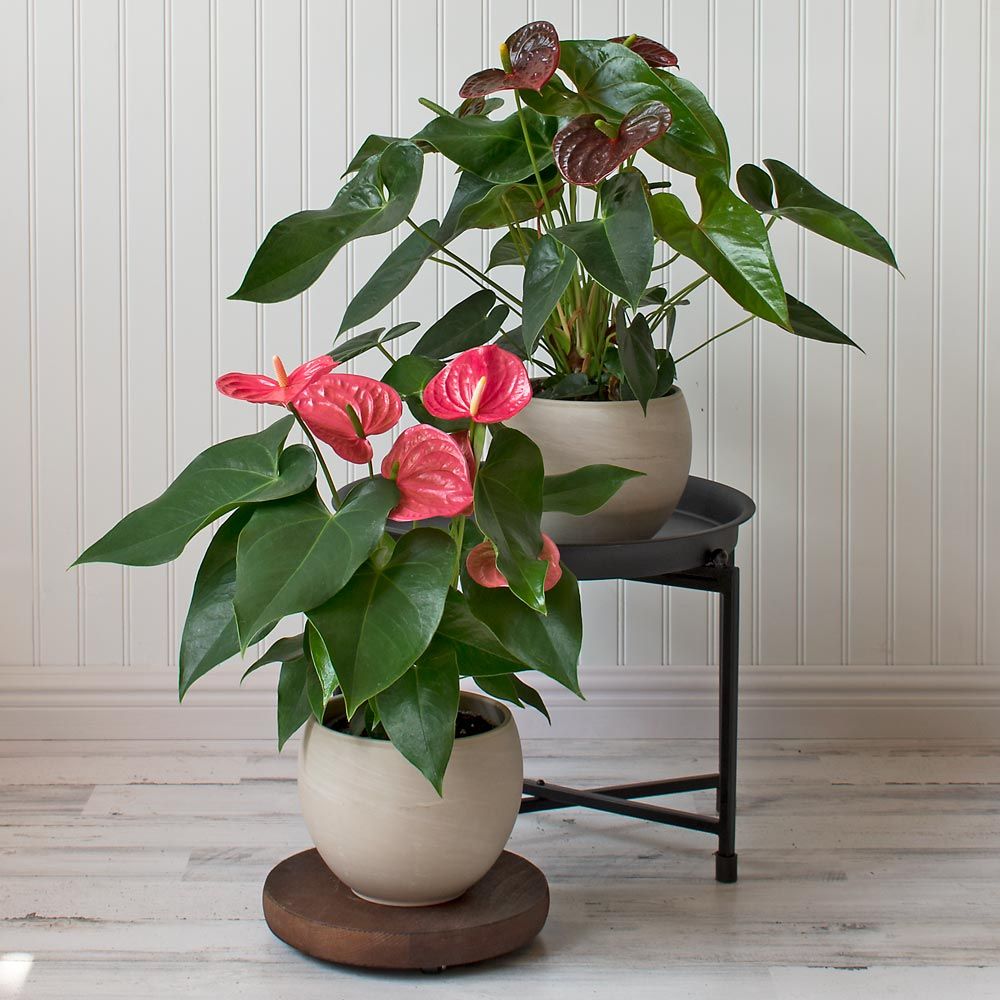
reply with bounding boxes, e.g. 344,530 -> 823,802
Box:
427,589 -> 529,677
305,623 -> 339,720
736,159 -> 897,268
276,653 -> 313,751
412,290 -> 509,359
474,426 -> 547,612
307,527 -> 456,716
233,478 -> 399,646
551,171 -> 653,308
488,228 -> 539,269
376,651 -> 460,794
464,568 -> 583,697
521,235 -> 579,353
543,463 -> 644,515
179,508 -> 264,701
415,108 -> 557,185
329,321 -> 420,363
474,673 -> 550,721
76,416 -> 313,567
650,176 -> 790,329
240,632 -> 304,683
381,355 -> 444,398
231,141 -> 424,303
556,42 -> 729,179
786,295 -> 860,349
339,222 -> 441,334
615,307 -> 658,412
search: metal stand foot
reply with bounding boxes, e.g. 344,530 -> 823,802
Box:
715,852 -> 738,883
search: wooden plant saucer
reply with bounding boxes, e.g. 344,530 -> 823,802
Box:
262,848 -> 549,971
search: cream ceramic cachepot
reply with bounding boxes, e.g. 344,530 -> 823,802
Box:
297,692 -> 523,906
507,388 -> 693,543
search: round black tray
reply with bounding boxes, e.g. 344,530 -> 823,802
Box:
378,475 -> 754,583
557,476 -> 755,581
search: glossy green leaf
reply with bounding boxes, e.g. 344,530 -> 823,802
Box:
474,673 -> 551,721
615,307 -> 658,413
488,228 -> 538,269
240,632 -> 304,683
556,42 -> 728,179
465,568 -> 583,697
427,588 -> 529,678
339,222 -> 441,334
76,417 -> 313,567
737,159 -> 897,268
307,528 -> 456,716
179,508 -> 255,700
329,321 -> 420,363
276,653 -> 313,751
521,235 -> 579,353
233,478 -> 398,646
306,622 -> 339,720
543,464 -> 644,515
344,133 -> 403,174
380,355 -> 444,397
645,71 -> 730,179
786,294 -> 860,349
231,141 -> 424,303
412,290 -> 508,358
474,426 -> 547,612
650,176 -> 790,329
415,108 -> 557,185
376,651 -> 460,794
534,373 -> 597,400
551,171 -> 653,308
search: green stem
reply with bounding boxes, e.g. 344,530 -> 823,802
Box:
406,216 -> 523,308
513,91 -> 556,230
289,405 -> 340,509
674,314 -> 755,364
665,273 -> 709,306
375,343 -> 394,363
652,252 -> 681,271
367,459 -> 375,480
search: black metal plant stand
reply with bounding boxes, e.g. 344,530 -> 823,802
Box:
520,476 -> 755,884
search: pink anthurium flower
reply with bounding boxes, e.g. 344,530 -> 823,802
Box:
422,345 -> 532,424
381,425 -> 474,521
296,373 -> 403,464
215,354 -> 337,406
610,35 -> 679,69
466,534 -> 562,592
459,21 -> 560,98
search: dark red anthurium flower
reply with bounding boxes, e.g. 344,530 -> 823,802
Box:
295,373 -> 402,464
553,101 -> 672,186
459,21 -> 560,98
467,534 -> 562,592
610,35 -> 679,69
215,354 -> 337,406
422,345 -> 532,424
381,425 -> 475,521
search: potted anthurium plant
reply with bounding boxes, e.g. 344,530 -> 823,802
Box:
232,20 -> 897,543
76,343 -> 638,906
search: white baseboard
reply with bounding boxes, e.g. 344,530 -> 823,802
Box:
1,662 -> 998,740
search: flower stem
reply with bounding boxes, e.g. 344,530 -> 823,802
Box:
652,252 -> 681,271
674,314 -> 755,364
513,91 -> 556,231
405,217 -> 522,309
289,404 -> 340,509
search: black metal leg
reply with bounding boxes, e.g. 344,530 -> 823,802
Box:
715,565 -> 739,883
519,554 -> 742,884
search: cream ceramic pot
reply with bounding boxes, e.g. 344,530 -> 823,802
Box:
507,389 -> 693,543
297,692 -> 523,907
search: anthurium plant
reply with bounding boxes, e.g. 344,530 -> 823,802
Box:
76,345 -> 639,792
231,21 -> 897,409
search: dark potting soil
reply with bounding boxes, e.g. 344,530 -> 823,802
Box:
325,710 -> 496,740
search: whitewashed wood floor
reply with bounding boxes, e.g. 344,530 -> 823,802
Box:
2,738 -> 999,999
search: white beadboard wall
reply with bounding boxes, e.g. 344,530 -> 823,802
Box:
1,0 -> 998,740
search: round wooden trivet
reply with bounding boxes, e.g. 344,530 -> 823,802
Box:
262,848 -> 549,971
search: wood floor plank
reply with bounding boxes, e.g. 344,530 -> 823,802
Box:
0,738 -> 998,996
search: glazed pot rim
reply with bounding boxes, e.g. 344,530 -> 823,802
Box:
523,387 -> 685,409
307,691 -> 515,748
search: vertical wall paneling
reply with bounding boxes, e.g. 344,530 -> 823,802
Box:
3,0 -> 999,735
0,0 -> 37,666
